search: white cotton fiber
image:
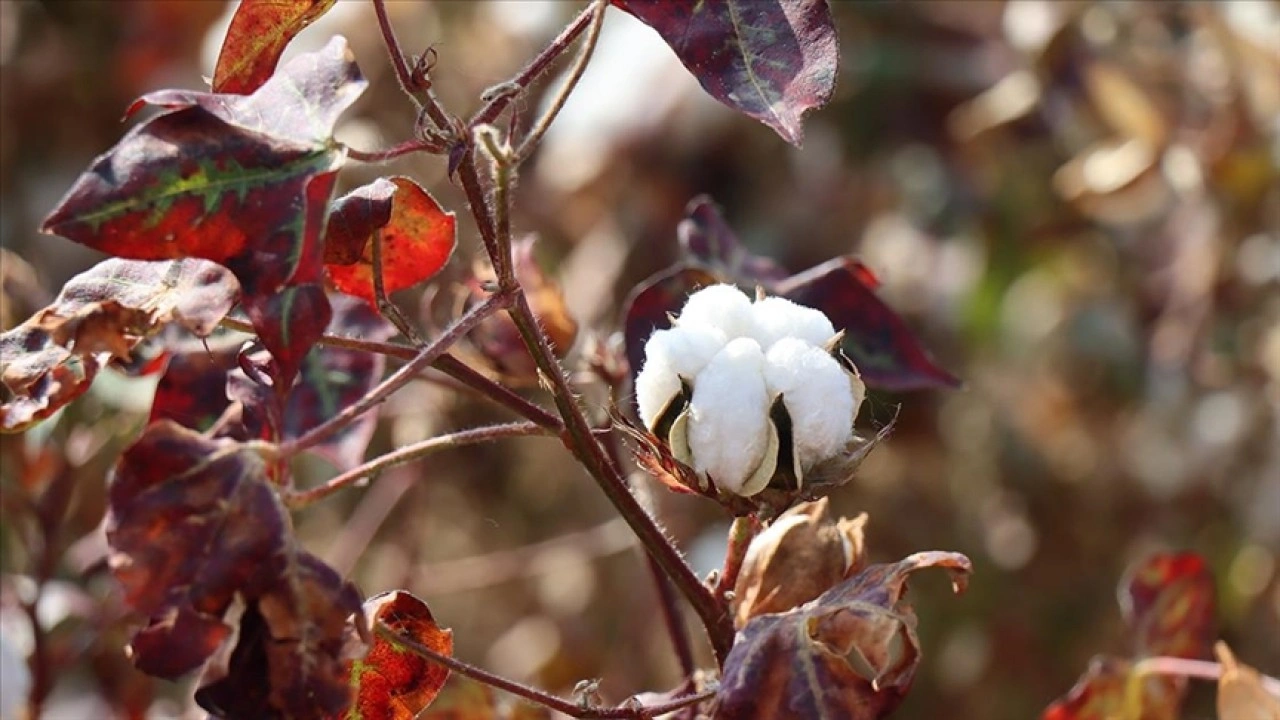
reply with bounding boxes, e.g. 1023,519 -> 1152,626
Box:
687,338 -> 771,494
675,284 -> 755,339
635,324 -> 727,428
763,338 -> 855,469
750,296 -> 837,350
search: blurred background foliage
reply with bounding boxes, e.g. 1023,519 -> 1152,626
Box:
1,1 -> 1277,718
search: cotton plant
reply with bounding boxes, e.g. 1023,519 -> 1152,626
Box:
635,284 -> 866,498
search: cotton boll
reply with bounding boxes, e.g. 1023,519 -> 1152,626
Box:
688,338 -> 771,495
635,324 -> 726,428
750,296 -> 837,350
764,338 -> 855,470
676,284 -> 755,338
635,353 -> 680,429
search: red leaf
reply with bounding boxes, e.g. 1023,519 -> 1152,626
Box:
107,422 -> 288,678
336,590 -> 453,720
243,282 -> 333,393
196,555 -> 364,718
1043,552 -> 1218,720
613,0 -> 838,146
212,0 -> 338,95
715,551 -> 972,719
1,259 -> 239,432
325,176 -> 457,304
43,38 -> 363,298
148,337 -> 242,432
1121,551 -> 1216,660
777,257 -> 961,391
323,178 -> 397,266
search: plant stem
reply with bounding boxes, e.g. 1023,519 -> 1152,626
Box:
466,105 -> 734,665
286,422 -> 548,508
715,516 -> 757,602
371,229 -> 425,344
278,292 -> 509,460
345,138 -> 439,163
513,0 -> 607,163
470,2 -> 602,128
218,316 -> 563,431
1131,656 -> 1280,699
372,0 -> 455,135
376,623 -> 716,718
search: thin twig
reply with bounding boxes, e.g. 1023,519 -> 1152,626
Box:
375,624 -> 716,719
372,0 -> 455,135
218,316 -> 563,431
513,0 -> 607,163
287,422 -> 548,508
470,2 -> 602,128
466,118 -> 734,663
278,292 -> 509,460
371,229 -> 425,344
1132,656 -> 1280,699
345,138 -> 439,163
714,516 -> 757,602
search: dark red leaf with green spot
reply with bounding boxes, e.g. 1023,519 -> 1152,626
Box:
325,176 -> 457,305
212,0 -> 338,95
613,0 -> 837,146
621,263 -> 720,377
715,551 -> 971,720
243,283 -> 333,394
43,38 -> 364,298
1,259 -> 239,432
777,257 -> 960,391
283,295 -> 395,469
334,590 -> 453,720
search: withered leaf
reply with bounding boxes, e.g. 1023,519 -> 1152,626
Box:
715,551 -> 972,720
1,258 -> 239,432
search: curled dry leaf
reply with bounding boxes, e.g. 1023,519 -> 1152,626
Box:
109,421 -> 363,718
732,498 -> 867,628
715,551 -> 972,720
1215,642 -> 1280,720
337,590 -> 453,720
324,176 -> 458,305
0,258 -> 238,432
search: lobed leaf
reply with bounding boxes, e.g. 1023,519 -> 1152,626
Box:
1,259 -> 238,432
212,0 -> 338,95
324,176 -> 457,305
613,0 -> 838,146
337,590 -> 453,720
715,551 -> 972,719
243,282 -> 333,392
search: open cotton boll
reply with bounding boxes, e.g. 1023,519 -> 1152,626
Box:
688,338 -> 771,495
675,284 -> 755,339
635,324 -> 728,428
750,296 -> 837,350
764,338 -> 856,470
